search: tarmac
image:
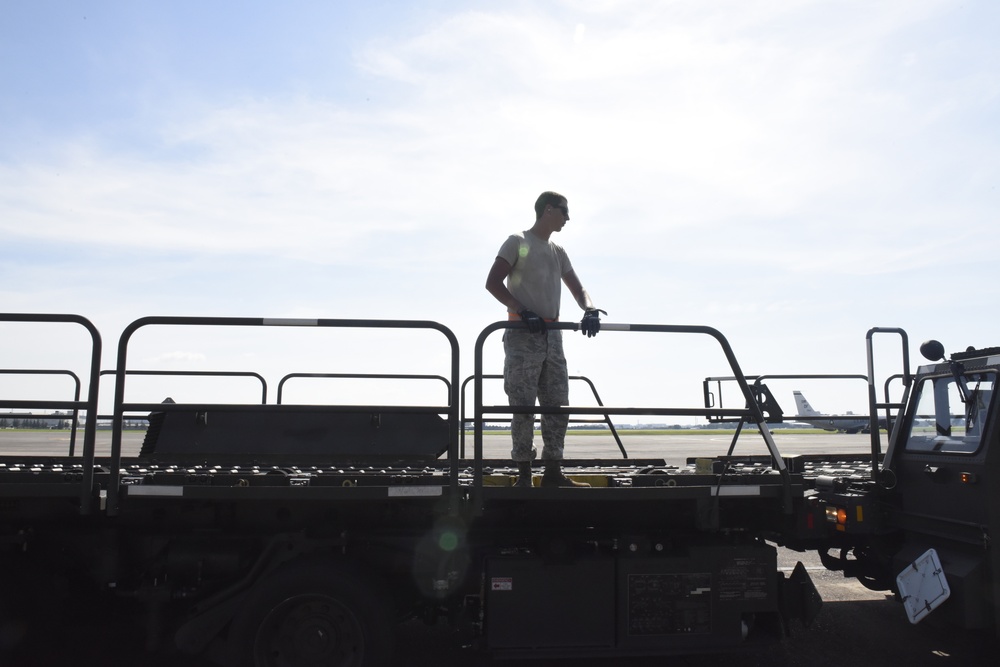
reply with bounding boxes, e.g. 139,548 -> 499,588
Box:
1,428 -> 880,463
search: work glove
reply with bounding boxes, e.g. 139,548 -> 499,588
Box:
518,309 -> 546,334
580,308 -> 607,338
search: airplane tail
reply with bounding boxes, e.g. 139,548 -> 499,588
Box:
792,391 -> 821,417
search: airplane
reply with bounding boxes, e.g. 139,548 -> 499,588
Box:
792,390 -> 885,433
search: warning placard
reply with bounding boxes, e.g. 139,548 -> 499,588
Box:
491,577 -> 513,591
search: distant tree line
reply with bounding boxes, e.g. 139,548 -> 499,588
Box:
0,418 -> 147,430
0,417 -> 71,429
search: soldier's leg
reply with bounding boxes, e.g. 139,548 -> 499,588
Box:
503,330 -> 545,462
537,330 -> 570,461
537,332 -> 589,487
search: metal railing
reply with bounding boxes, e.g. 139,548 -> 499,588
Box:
101,369 -> 268,404
106,316 -> 460,515
97,369 -> 269,428
5,313 -> 868,517
702,327 -> 913,485
866,327 -> 911,480
459,374 -> 625,458
0,369 -> 82,455
0,313 -> 102,514
278,373 -> 450,405
703,373 -> 870,424
471,320 -> 792,509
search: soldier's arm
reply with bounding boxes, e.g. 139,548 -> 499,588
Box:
486,257 -> 525,313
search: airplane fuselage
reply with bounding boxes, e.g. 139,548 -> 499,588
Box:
792,390 -> 874,433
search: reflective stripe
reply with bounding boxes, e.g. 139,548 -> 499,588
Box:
387,486 -> 443,497
127,486 -> 184,497
711,486 -> 762,497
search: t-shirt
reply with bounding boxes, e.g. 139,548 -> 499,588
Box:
496,230 -> 573,321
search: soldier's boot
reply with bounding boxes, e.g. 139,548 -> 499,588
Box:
541,461 -> 591,488
513,461 -> 533,488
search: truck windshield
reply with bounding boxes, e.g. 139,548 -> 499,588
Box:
905,371 -> 995,455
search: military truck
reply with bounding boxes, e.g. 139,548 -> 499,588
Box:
6,314 -> 994,664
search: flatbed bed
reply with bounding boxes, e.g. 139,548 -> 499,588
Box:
1,313 -> 833,665
0,453 -> 874,490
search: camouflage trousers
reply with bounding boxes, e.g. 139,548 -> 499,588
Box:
503,328 -> 569,462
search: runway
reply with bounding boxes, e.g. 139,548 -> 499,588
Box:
0,428 -> 881,464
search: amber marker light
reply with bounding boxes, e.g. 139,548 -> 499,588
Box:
824,506 -> 849,531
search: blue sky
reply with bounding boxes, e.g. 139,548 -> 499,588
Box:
2,0 -> 998,422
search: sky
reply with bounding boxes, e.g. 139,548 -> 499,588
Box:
1,0 -> 998,424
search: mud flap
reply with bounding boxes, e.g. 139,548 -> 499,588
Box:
779,562 -> 823,630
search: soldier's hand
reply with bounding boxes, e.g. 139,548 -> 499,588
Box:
518,309 -> 546,334
580,308 -> 607,338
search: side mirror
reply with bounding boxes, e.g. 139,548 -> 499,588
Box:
919,340 -> 946,362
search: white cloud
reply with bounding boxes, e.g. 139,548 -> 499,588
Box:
4,1 -> 992,266
1,0 -> 997,414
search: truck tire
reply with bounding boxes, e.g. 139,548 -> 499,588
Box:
230,559 -> 395,667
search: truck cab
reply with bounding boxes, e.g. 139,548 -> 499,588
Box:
810,339 -> 999,635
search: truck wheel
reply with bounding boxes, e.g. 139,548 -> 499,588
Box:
232,560 -> 394,667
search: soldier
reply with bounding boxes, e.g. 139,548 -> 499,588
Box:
485,191 -> 605,487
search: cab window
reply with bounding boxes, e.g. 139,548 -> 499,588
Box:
905,372 -> 994,455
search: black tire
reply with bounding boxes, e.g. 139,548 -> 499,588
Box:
230,559 -> 395,667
